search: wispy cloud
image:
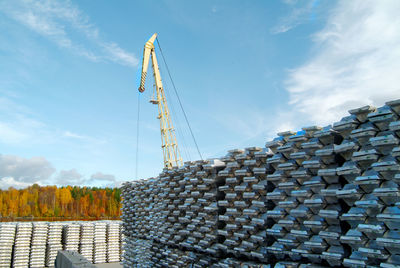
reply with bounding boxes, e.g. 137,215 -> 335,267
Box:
0,0 -> 138,67
207,0 -> 400,157
285,0 -> 400,125
54,168 -> 84,185
271,0 -> 321,34
89,172 -> 121,187
0,96 -> 46,144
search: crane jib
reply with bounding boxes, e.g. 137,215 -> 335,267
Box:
137,33 -> 183,169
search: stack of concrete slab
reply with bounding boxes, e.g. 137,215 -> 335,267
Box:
12,222 -> 32,268
79,222 -> 94,263
107,221 -> 121,263
45,222 -> 64,267
93,221 -> 107,263
29,222 -> 48,268
0,220 -> 121,267
63,223 -> 80,252
120,218 -> 125,262
121,99 -> 400,267
0,223 -> 16,268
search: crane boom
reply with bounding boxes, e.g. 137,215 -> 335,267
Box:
138,33 -> 183,169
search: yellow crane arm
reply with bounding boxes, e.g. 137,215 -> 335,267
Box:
137,33 -> 183,169
138,33 -> 157,93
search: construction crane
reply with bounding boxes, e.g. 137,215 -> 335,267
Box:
138,33 -> 183,169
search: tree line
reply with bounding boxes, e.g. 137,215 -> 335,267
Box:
0,184 -> 121,220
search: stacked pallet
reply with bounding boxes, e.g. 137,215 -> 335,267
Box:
30,222 -> 48,268
0,223 -> 16,268
121,99 -> 400,267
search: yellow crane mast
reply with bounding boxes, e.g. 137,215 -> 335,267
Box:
138,33 -> 183,169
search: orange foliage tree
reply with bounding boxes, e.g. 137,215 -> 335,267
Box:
0,184 -> 121,220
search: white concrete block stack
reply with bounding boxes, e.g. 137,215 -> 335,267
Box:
79,222 -> 94,262
12,222 -> 32,268
0,221 -> 121,267
29,222 -> 48,268
45,222 -> 63,267
106,221 -> 121,263
0,223 -> 16,268
121,98 -> 400,267
120,219 -> 125,262
62,223 -> 80,251
93,221 -> 107,263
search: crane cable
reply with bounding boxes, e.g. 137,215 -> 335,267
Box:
156,37 -> 203,161
163,82 -> 192,161
135,93 -> 141,179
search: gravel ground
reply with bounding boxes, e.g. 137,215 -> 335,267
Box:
96,263 -> 122,268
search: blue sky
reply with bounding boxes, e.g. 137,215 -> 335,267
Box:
0,0 -> 399,188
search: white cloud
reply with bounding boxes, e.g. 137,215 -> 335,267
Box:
271,0 -> 320,34
284,0 -> 400,125
0,0 -> 138,67
0,177 -> 38,190
0,153 -> 121,188
89,172 -> 121,187
54,168 -> 84,185
0,154 -> 55,189
0,122 -> 27,144
63,131 -> 87,140
102,42 -> 139,67
90,172 -> 116,182
0,95 -> 54,145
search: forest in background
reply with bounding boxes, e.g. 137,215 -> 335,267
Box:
0,184 -> 121,221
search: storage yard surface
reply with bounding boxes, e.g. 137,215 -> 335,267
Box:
96,263 -> 122,268
121,99 -> 400,267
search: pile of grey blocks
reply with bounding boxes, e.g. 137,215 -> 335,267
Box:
121,99 -> 400,267
0,221 -> 122,267
55,250 -> 96,268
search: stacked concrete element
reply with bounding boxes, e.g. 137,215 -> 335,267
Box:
79,222 -> 94,262
55,250 -> 96,268
30,222 -> 49,268
0,223 -> 16,268
93,222 -> 107,263
0,221 -> 122,267
12,222 -> 33,268
121,99 -> 400,267
107,221 -> 121,262
46,222 -> 64,267
63,223 -> 80,251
